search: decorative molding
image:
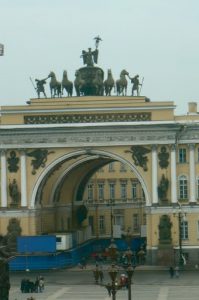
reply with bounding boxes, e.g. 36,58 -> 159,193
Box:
24,112 -> 151,124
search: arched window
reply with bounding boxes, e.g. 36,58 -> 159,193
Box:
178,175 -> 188,199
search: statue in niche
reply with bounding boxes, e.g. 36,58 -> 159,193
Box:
125,145 -> 151,171
8,179 -> 20,206
7,151 -> 19,173
26,149 -> 54,175
158,146 -> 169,169
6,218 -> 22,253
158,215 -> 172,244
158,174 -> 169,201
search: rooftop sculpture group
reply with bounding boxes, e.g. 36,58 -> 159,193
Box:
31,36 -> 144,98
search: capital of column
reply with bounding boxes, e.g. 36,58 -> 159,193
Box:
151,144 -> 157,151
188,143 -> 195,150
170,144 -> 176,151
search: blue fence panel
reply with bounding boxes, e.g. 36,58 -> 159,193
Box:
10,237 -> 146,271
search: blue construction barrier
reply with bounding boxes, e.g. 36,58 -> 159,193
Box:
9,237 -> 145,271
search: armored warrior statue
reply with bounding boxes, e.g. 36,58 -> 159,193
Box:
81,36 -> 102,67
81,47 -> 99,67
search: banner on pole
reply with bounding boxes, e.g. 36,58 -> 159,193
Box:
0,44 -> 4,56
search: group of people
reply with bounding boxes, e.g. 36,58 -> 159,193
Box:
21,276 -> 45,293
169,266 -> 180,278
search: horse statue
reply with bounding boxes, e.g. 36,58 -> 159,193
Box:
74,70 -> 86,96
92,69 -> 104,95
48,71 -> 62,98
116,69 -> 129,96
104,69 -> 115,96
62,70 -> 73,97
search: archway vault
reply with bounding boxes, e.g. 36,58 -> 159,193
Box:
31,148 -> 151,208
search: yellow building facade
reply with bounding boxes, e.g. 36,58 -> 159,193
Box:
1,96 -> 199,265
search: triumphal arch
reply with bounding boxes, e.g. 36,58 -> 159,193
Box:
1,39 -> 199,266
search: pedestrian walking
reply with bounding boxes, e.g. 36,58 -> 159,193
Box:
174,266 -> 179,278
34,276 -> 39,293
38,276 -> 45,292
169,266 -> 174,278
99,267 -> 104,283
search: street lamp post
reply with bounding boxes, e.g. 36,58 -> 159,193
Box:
178,211 -> 184,266
126,264 -> 134,300
177,202 -> 186,266
108,239 -> 118,262
108,264 -> 119,300
107,199 -> 115,239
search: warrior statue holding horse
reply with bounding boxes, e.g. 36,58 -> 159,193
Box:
92,69 -> 104,95
74,70 -> 86,96
116,69 -> 129,96
62,70 -> 73,97
48,71 -> 62,98
104,69 -> 115,96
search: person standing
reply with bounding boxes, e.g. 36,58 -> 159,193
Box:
169,266 -> 174,278
174,266 -> 179,278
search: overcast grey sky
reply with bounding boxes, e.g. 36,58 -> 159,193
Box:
0,0 -> 199,114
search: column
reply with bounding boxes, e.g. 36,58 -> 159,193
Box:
152,145 -> 158,205
171,144 -> 177,204
20,150 -> 27,207
189,144 -> 196,203
1,150 -> 7,207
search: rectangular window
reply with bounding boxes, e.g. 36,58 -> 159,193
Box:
179,177 -> 188,199
98,183 -> 104,200
120,163 -> 126,172
181,220 -> 188,239
99,215 -> 105,231
109,162 -> 115,172
179,148 -> 187,163
87,183 -> 93,201
131,183 -> 137,199
109,183 -> 115,200
120,182 -> 127,200
133,214 -> 139,231
114,215 -> 124,227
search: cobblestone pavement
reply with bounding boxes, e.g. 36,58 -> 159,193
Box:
9,266 -> 199,300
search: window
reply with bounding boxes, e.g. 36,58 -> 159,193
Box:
120,182 -> 127,200
87,183 -> 93,201
120,163 -> 126,172
109,183 -> 115,200
178,175 -> 188,199
109,162 -> 115,172
99,215 -> 105,232
181,220 -> 188,240
131,183 -> 137,199
143,214 -> 147,225
133,214 -> 139,231
114,215 -> 124,227
98,183 -> 104,200
179,148 -> 187,163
